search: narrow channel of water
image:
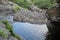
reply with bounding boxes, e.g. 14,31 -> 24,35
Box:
12,22 -> 48,40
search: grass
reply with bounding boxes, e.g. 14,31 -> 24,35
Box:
13,5 -> 20,13
0,20 -> 22,40
31,0 -> 56,9
9,0 -> 56,9
0,30 -> 8,38
9,0 -> 31,9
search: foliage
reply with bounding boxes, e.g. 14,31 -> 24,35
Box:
9,0 -> 56,9
9,0 -> 31,9
0,20 -> 12,32
13,5 -> 20,13
0,30 -> 8,38
31,0 -> 56,9
0,20 -> 22,40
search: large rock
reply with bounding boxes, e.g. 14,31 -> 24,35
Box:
13,8 -> 47,24
46,3 -> 60,33
46,0 -> 60,38
0,0 -> 8,4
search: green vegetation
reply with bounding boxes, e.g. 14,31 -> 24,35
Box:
9,0 -> 31,9
31,0 -> 56,9
13,5 -> 20,13
0,20 -> 22,40
9,0 -> 56,9
0,20 -> 12,32
0,30 -> 8,38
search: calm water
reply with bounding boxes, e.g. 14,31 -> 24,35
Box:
0,15 -> 48,40
12,22 -> 48,40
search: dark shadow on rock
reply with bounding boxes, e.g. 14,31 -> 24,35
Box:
46,32 -> 60,40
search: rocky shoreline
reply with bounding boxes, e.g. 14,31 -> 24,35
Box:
0,1 -> 47,40
13,8 -> 47,24
0,1 -> 23,40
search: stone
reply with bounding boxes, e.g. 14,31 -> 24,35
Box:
29,5 -> 45,13
13,8 -> 47,24
0,36 -> 7,40
0,0 -> 8,4
8,36 -> 18,40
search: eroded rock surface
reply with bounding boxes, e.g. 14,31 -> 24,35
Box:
13,8 -> 47,24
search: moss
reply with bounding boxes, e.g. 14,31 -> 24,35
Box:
0,20 -> 22,40
13,5 -> 20,13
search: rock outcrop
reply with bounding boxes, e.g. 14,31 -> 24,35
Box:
13,7 -> 47,24
46,0 -> 60,34
46,0 -> 60,40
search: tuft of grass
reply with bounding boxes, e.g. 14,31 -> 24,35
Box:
13,5 -> 20,13
0,20 -> 22,40
0,30 -> 8,38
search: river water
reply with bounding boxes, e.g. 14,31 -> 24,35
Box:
12,22 -> 48,40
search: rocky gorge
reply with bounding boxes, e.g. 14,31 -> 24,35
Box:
0,0 -> 47,40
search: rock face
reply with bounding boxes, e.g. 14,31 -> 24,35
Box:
46,0 -> 60,40
0,0 -> 8,4
46,0 -> 60,34
13,7 -> 47,24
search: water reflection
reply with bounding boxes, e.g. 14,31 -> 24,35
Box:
13,22 -> 48,40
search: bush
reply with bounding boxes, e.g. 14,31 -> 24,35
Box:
31,0 -> 56,9
9,0 -> 31,9
9,0 -> 56,9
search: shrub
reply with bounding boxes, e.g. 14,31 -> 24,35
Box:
31,0 -> 56,9
9,0 -> 56,9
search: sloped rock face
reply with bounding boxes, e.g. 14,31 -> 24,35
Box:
0,1 -> 15,17
13,7 -> 47,24
46,0 -> 60,34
